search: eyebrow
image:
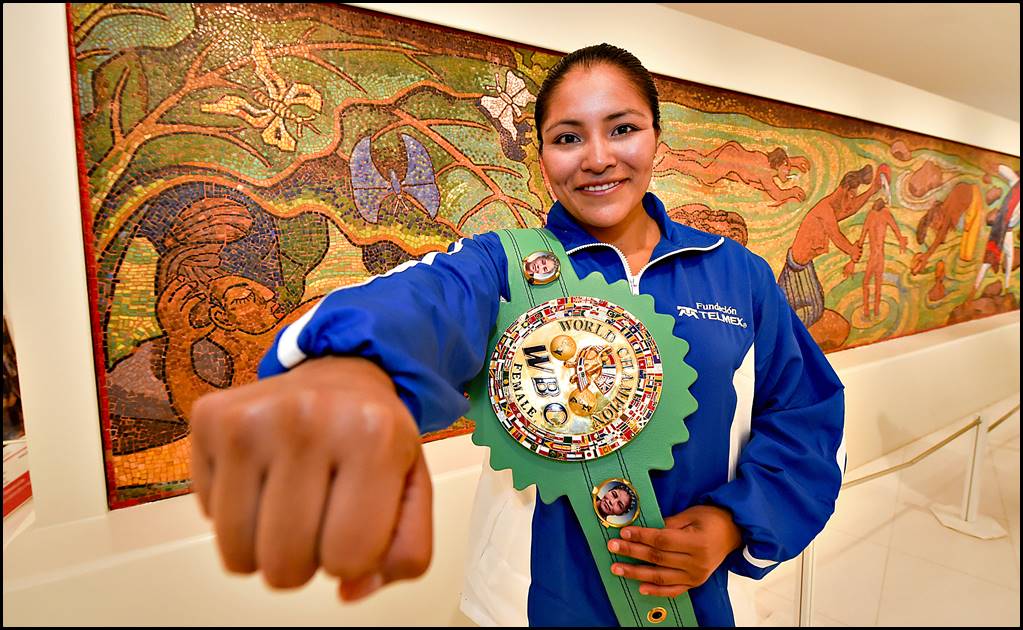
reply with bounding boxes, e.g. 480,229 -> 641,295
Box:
544,109 -> 645,134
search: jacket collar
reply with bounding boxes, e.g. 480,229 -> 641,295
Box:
544,192 -> 724,259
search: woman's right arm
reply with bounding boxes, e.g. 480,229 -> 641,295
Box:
190,233 -> 508,600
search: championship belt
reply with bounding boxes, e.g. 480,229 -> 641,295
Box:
466,228 -> 700,627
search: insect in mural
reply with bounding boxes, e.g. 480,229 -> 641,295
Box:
350,133 -> 441,224
201,40 -> 323,152
480,69 -> 535,161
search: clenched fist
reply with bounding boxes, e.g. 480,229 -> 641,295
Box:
190,356 -> 433,601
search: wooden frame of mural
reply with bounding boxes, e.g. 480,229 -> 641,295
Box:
66,3 -> 1019,509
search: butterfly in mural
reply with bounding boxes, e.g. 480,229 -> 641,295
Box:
201,40 -> 323,152
480,70 -> 535,161
350,134 -> 441,224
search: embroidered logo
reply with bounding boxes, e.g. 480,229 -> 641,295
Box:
676,302 -> 747,329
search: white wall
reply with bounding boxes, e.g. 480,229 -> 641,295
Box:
3,3 -> 1019,626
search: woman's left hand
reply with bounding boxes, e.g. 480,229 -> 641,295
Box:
607,505 -> 742,598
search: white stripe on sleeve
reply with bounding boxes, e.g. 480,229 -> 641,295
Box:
275,239 -> 466,370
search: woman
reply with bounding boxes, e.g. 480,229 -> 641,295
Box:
191,44 -> 845,627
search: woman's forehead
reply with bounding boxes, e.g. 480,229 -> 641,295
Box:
545,64 -> 651,121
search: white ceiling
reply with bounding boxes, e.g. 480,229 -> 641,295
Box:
661,3 -> 1020,122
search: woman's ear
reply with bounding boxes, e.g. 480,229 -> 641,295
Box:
210,305 -> 236,332
539,157 -> 554,198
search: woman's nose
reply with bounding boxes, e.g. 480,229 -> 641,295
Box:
581,136 -> 615,173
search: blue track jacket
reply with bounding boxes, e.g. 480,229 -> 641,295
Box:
259,193 -> 846,627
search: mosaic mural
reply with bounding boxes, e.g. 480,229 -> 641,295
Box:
67,3 -> 1020,508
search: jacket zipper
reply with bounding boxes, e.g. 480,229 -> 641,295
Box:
566,239 -> 724,296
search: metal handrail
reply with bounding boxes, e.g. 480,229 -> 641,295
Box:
987,404 -> 1019,432
840,404 -> 1020,490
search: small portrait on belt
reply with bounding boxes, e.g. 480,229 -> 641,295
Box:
522,251 -> 560,285
592,478 -> 640,528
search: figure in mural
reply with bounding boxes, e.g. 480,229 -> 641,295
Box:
928,260 -> 948,302
667,204 -> 748,246
845,199 -> 907,319
106,191 -> 327,463
654,140 -> 811,205
779,164 -> 889,348
910,182 -> 986,275
971,165 -> 1020,298
158,272 -> 298,417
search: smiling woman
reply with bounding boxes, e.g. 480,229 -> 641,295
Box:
189,41 -> 847,628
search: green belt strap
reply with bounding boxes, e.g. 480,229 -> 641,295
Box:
467,228 -> 700,627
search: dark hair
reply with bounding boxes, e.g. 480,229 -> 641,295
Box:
767,148 -> 788,169
597,482 -> 638,518
840,165 -> 873,190
534,43 -> 660,151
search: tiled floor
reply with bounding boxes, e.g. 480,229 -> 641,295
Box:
7,410 -> 1017,627
732,408 -> 1021,627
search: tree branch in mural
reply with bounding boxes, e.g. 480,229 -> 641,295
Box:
388,105 -> 536,229
364,104 -> 536,229
653,140 -> 811,206
73,3 -> 171,47
87,37 -> 451,252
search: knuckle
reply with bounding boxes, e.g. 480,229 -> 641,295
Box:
352,400 -> 417,462
647,548 -> 664,566
190,393 -> 220,428
222,416 -> 257,456
652,531 -> 671,549
280,405 -> 321,452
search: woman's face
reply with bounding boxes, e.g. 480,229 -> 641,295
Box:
540,64 -> 659,231
600,486 -> 632,516
210,275 -> 284,335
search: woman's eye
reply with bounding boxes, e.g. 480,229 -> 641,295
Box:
226,288 -> 255,304
612,124 -> 637,136
553,133 -> 580,145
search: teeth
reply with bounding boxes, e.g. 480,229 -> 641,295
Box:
582,181 -> 620,192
